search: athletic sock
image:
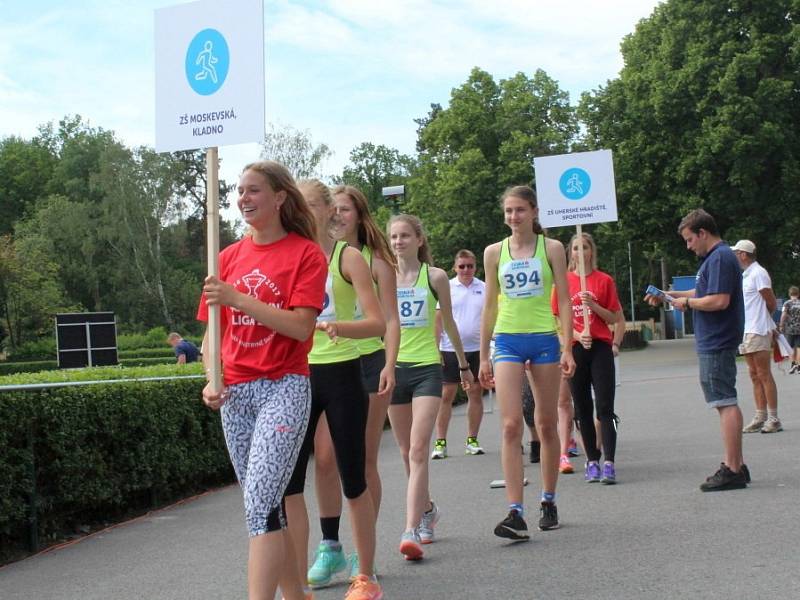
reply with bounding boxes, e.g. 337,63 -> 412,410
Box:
755,409 -> 767,421
509,502 -> 524,517
320,517 -> 341,543
767,409 -> 778,420
541,491 -> 556,504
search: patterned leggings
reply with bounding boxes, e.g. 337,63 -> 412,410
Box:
221,374 -> 311,537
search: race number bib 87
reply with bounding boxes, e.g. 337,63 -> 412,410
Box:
397,287 -> 430,328
500,258 -> 544,299
318,274 -> 337,322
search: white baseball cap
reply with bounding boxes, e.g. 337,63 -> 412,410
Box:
731,239 -> 756,253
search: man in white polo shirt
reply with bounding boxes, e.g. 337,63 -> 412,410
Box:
732,239 -> 781,433
432,249 -> 487,458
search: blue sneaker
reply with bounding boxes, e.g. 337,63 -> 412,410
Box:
601,462 -> 616,484
307,541 -> 348,589
567,437 -> 580,457
584,461 -> 601,483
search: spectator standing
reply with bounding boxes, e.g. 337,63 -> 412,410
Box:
779,286 -> 800,373
646,209 -> 749,491
732,240 -> 781,434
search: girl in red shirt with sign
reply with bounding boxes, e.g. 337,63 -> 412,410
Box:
199,160 -> 327,600
552,232 -> 625,484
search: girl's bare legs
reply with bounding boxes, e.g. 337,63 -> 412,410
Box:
493,361 -> 526,505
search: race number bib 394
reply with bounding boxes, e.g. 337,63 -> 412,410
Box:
500,258 -> 544,299
397,287 -> 430,328
318,274 -> 337,322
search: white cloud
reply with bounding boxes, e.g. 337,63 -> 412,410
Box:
0,0 -> 662,186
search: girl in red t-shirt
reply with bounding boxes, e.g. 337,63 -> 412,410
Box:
198,160 -> 327,600
552,232 -> 625,484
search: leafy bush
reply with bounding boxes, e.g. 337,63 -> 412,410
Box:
0,362 -> 204,387
0,367 -> 230,562
0,361 -> 59,376
6,339 -> 56,361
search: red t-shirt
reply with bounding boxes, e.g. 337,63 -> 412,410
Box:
197,233 -> 327,385
552,270 -> 622,346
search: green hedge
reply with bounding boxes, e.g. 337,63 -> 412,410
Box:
0,365 -> 232,562
0,356 -> 183,377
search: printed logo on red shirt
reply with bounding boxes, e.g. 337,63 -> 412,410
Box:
229,268 -> 284,347
571,291 -> 596,325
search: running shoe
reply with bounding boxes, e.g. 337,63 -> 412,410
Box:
538,501 -> 559,531
742,416 -> 766,433
529,440 -> 541,464
418,501 -> 440,544
567,437 -> 580,457
700,464 -> 747,491
708,462 -> 751,484
344,575 -> 383,600
493,510 -> 530,541
307,542 -> 348,589
761,418 -> 783,433
399,529 -> 423,561
281,592 -> 313,600
790,363 -> 798,374
584,461 -> 601,483
465,436 -> 485,455
559,454 -> 574,474
601,461 -> 616,484
431,439 -> 447,459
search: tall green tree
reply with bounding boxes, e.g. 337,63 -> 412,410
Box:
580,0 -> 800,291
408,67 -> 578,267
0,136 -> 56,235
260,123 -> 332,179
337,142 -> 414,214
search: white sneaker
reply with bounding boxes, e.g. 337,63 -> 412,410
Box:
418,501 -> 440,544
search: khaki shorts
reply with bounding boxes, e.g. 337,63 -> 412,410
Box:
739,333 -> 772,355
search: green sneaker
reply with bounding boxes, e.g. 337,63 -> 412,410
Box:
465,437 -> 484,455
431,438 -> 447,459
307,541 -> 348,589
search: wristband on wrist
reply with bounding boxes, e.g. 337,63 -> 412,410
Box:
459,365 -> 470,371
685,297 -> 690,309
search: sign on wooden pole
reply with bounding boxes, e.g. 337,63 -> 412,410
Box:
534,149 -> 619,334
155,0 -> 265,393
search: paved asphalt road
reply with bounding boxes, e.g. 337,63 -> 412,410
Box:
2,339 -> 798,599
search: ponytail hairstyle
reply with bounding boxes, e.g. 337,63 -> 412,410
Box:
332,184 -> 397,270
567,231 -> 598,272
298,178 -> 336,240
387,213 -> 433,265
242,161 -> 317,241
500,185 -> 544,235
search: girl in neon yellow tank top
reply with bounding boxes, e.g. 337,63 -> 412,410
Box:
479,185 -> 575,540
305,184 -> 402,581
283,180 -> 385,597
387,213 -> 474,561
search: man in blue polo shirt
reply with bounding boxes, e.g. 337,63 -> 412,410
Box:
646,209 -> 748,491
167,332 -> 200,364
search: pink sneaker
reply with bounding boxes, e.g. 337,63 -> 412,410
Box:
559,454 -> 574,474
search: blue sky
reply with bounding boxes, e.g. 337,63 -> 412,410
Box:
0,0 -> 662,192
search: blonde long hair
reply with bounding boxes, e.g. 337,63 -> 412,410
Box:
333,185 -> 396,269
567,231 -> 598,272
387,214 -> 432,264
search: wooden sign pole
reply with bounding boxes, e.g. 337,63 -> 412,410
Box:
576,224 -> 590,332
206,146 -> 222,393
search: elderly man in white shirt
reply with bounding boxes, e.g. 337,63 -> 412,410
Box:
732,239 -> 781,433
431,249 -> 487,458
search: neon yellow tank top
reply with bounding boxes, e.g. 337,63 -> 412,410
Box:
494,235 -> 556,334
309,241 -> 360,364
354,245 -> 384,356
396,263 -> 440,365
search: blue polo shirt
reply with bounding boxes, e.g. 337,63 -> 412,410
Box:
174,339 -> 200,363
693,241 -> 744,352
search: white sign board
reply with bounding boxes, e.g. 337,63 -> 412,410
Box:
155,0 -> 264,152
534,149 -> 618,228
